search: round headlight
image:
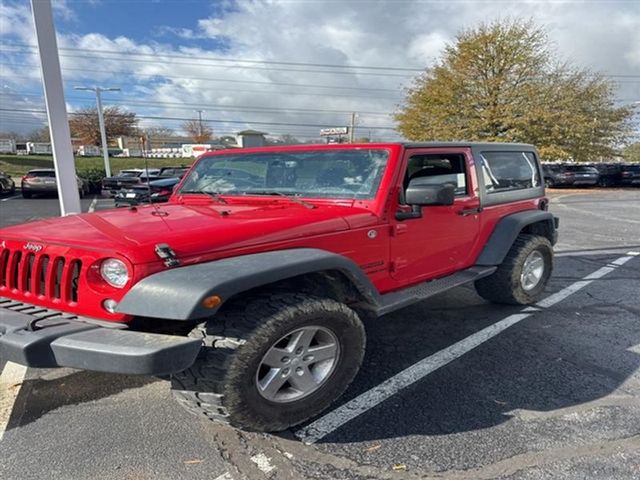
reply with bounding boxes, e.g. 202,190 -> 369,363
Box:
100,258 -> 129,288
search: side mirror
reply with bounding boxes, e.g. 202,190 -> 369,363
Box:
405,178 -> 455,206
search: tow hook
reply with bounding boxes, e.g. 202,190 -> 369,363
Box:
155,243 -> 180,267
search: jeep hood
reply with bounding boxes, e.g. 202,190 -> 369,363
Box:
0,202 -> 373,264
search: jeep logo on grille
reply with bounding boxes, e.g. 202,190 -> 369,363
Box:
24,242 -> 44,252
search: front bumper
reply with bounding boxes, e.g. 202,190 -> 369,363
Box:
0,298 -> 201,375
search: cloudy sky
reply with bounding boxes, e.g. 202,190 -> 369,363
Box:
1,0 -> 638,140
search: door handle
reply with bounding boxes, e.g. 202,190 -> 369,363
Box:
458,207 -> 483,216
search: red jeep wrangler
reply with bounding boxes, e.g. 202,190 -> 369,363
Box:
0,143 -> 558,432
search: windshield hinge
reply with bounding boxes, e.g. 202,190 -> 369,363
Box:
155,243 -> 180,268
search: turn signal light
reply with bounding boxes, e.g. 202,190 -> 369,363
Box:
202,295 -> 222,309
103,299 -> 118,313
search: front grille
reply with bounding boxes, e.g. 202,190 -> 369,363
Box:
0,247 -> 82,303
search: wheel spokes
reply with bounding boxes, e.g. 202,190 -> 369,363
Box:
260,347 -> 290,368
288,327 -> 317,352
288,367 -> 318,393
306,343 -> 338,364
256,325 -> 341,403
521,250 -> 545,291
258,368 -> 288,400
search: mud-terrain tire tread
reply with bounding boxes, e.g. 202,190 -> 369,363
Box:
171,293 -> 365,432
475,234 -> 553,305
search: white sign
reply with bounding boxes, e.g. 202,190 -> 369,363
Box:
320,127 -> 349,136
181,144 -> 212,158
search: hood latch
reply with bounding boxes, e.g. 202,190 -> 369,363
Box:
155,243 -> 180,268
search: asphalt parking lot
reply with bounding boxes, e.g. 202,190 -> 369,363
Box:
1,189 -> 639,480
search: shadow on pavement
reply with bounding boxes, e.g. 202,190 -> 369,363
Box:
298,254 -> 640,444
6,370 -> 157,432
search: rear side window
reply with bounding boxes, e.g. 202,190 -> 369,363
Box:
479,151 -> 540,193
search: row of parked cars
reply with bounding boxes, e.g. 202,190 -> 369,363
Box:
3,165 -> 189,202
103,166 -> 189,206
542,163 -> 640,188
5,160 -> 639,201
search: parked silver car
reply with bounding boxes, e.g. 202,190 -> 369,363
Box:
21,169 -> 89,198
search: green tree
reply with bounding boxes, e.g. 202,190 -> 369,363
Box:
623,142 -> 640,163
396,19 -> 634,161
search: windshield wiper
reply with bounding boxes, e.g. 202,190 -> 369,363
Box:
179,190 -> 227,204
243,190 -> 316,209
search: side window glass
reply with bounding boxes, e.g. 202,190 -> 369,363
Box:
404,153 -> 467,197
479,151 -> 541,193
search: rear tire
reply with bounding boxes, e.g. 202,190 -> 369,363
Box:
22,190 -> 32,198
171,293 -> 366,432
475,234 -> 553,305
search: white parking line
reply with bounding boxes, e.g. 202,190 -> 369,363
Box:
556,248 -> 640,257
87,196 -> 98,213
0,195 -> 21,202
0,362 -> 27,442
213,473 -> 234,480
250,453 -> 276,474
295,252 -> 637,444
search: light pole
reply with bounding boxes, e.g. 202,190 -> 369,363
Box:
74,86 -> 120,177
31,0 -> 81,215
195,109 -> 204,138
349,112 -> 357,143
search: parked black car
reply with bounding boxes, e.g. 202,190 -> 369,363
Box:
101,168 -> 160,196
562,165 -> 600,186
542,164 -> 576,187
114,176 -> 182,207
102,166 -> 189,196
0,171 -> 16,195
620,164 -> 640,186
586,163 -> 623,187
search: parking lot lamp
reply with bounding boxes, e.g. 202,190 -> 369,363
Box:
74,86 -> 120,178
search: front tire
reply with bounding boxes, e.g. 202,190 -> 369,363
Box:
475,234 -> 553,305
171,293 -> 366,432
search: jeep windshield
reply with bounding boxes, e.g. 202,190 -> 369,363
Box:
178,149 -> 389,200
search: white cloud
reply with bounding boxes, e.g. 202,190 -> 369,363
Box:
407,32 -> 448,64
1,0 -> 639,138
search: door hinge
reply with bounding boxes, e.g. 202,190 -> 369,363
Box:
389,259 -> 409,272
391,224 -> 408,236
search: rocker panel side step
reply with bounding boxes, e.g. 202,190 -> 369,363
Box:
376,266 -> 496,316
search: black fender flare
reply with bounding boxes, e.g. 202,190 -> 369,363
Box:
116,248 -> 381,320
475,210 -> 558,266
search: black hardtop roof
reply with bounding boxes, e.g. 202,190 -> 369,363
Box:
401,141 -> 535,149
